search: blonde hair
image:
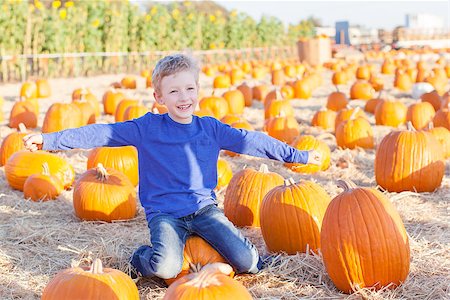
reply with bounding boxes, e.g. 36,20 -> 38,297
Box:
152,54 -> 200,95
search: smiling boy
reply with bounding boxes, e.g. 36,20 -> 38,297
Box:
23,54 -> 322,281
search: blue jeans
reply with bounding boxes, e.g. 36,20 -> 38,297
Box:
130,204 -> 262,279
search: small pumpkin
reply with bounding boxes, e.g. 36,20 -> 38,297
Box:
0,123 -> 28,166
42,258 -> 139,300
23,162 -> 64,201
284,135 -> 331,173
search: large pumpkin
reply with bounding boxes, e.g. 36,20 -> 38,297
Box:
165,236 -> 233,286
42,258 -> 139,300
375,122 -> 445,192
336,116 -> 374,149
321,180 -> 410,293
260,178 -> 330,254
224,164 -> 283,227
163,263 -> 251,300
73,164 -> 136,222
374,100 -> 407,127
87,146 -> 139,186
5,150 -> 74,191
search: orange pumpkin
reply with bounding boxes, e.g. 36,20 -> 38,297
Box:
223,119 -> 254,157
326,90 -> 348,112
216,158 -> 232,190
0,123 -> 28,166
336,116 -> 374,149
123,103 -> 149,121
260,178 -> 330,254
199,94 -> 229,120
264,115 -> 300,144
311,109 -> 336,131
72,100 -> 96,125
224,164 -> 283,227
236,82 -> 253,107
42,103 -> 83,133
73,164 -> 136,222
284,135 -> 331,173
374,100 -> 407,127
5,150 -> 75,191
121,76 -> 137,89
163,263 -> 251,300
375,122 -> 445,192
406,102 -> 435,130
23,162 -> 64,201
87,146 -> 139,186
213,74 -> 232,89
115,99 -> 139,122
165,236 -> 233,286
335,107 -> 366,130
222,89 -> 245,115
421,90 -> 442,111
350,81 -> 375,100
426,123 -> 450,158
42,258 -> 139,300
102,89 -> 125,115
9,99 -> 38,129
321,180 -> 410,293
20,81 -> 38,99
433,106 -> 450,130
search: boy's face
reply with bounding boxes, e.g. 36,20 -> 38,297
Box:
154,70 -> 199,124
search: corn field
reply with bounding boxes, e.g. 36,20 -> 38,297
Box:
0,0 -> 315,81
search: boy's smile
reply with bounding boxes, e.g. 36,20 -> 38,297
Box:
154,70 -> 199,124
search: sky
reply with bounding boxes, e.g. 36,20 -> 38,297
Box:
216,0 -> 450,30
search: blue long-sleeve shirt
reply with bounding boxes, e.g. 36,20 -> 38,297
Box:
42,113 -> 309,221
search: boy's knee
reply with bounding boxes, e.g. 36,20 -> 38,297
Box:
234,248 -> 261,274
151,260 -> 182,279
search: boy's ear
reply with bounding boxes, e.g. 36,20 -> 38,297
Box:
154,91 -> 164,104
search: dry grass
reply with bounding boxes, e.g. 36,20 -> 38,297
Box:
0,58 -> 449,299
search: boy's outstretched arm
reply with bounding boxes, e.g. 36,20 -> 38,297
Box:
212,118 -> 323,166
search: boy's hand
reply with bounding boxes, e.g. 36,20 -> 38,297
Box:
23,134 -> 44,152
307,150 -> 322,166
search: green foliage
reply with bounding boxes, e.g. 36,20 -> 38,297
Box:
0,0 -> 317,55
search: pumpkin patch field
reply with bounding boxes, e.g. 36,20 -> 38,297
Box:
0,50 -> 449,299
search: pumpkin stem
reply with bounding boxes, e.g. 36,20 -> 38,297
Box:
349,107 -> 360,120
18,123 -> 27,133
96,163 -> 109,181
275,88 -> 282,100
406,121 -> 416,132
259,163 -> 269,173
334,85 -> 339,92
89,258 -> 104,274
284,177 -> 296,186
42,162 -> 50,176
185,263 -> 233,288
336,179 -> 358,191
428,122 -> 434,130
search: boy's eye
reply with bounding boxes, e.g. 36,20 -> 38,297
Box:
170,90 -> 177,93
187,87 -> 194,90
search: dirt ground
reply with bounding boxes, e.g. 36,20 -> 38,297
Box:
0,59 -> 449,299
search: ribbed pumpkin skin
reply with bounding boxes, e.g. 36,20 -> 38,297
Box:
375,130 -> 445,192
224,166 -> 283,227
87,146 -> 139,186
260,180 -> 330,254
336,117 -> 374,149
321,186 -> 410,293
165,236 -> 232,286
23,173 -> 63,201
41,262 -> 139,300
0,132 -> 27,166
73,167 -> 136,222
284,135 -> 331,173
5,150 -> 74,190
163,265 -> 252,300
42,103 -> 83,133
